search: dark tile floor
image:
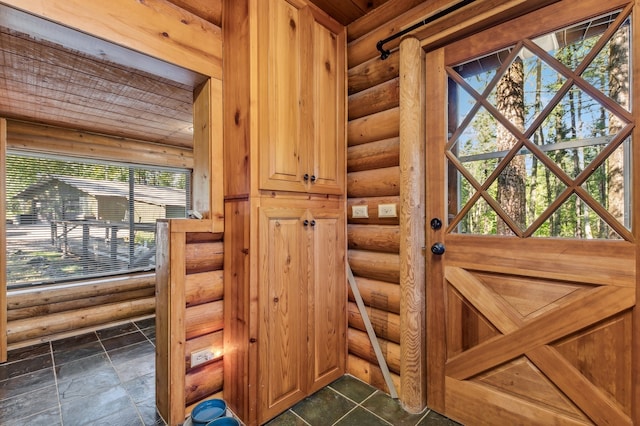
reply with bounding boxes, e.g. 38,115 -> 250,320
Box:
266,375 -> 461,426
1,319 -> 460,426
0,317 -> 162,426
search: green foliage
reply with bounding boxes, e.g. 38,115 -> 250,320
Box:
450,15 -> 629,239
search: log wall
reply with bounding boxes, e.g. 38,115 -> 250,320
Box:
345,9 -> 402,391
6,274 -> 155,349
156,220 -> 225,425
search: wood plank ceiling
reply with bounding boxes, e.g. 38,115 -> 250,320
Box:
0,0 -> 400,152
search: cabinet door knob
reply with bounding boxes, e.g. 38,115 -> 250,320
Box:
310,220 -> 316,227
303,173 -> 310,181
310,175 -> 316,182
303,219 -> 309,227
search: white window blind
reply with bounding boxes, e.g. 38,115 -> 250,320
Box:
5,152 -> 190,289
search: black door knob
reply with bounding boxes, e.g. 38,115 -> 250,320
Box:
430,218 -> 442,230
431,242 -> 445,255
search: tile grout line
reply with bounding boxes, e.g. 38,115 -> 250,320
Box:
97,322 -> 147,426
414,408 -> 432,426
133,319 -> 157,348
357,391 -> 395,426
0,343 -> 62,424
288,409 -> 312,425
327,386 -> 393,426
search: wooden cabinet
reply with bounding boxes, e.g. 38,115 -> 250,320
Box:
223,0 -> 346,424
256,0 -> 345,195
257,202 -> 346,422
224,198 -> 346,426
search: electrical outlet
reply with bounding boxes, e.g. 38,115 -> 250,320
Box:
352,205 -> 369,218
378,203 -> 397,218
191,348 -> 215,367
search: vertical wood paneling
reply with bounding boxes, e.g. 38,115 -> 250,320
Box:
155,221 -> 171,423
168,230 -> 187,425
193,80 -> 215,225
223,200 -> 252,423
0,118 -> 6,362
223,0 -> 251,198
398,36 -> 426,412
424,47 -> 447,413
209,78 -> 224,232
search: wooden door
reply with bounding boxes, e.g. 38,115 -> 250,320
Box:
425,1 -> 639,424
257,0 -> 345,195
258,0 -> 309,193
258,204 -> 308,423
306,7 -> 345,196
306,206 -> 346,393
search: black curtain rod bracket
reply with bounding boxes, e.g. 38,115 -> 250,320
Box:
376,0 -> 476,60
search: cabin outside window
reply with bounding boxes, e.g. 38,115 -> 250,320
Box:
4,152 -> 190,289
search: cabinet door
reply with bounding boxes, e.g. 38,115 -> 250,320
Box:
307,8 -> 345,195
258,0 -> 308,193
306,207 -> 346,392
258,0 -> 345,195
258,206 -> 308,423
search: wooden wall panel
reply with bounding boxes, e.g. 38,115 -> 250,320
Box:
348,277 -> 400,314
185,359 -> 224,405
6,120 -> 193,170
348,301 -> 400,343
347,166 -> 400,198
5,274 -> 155,349
185,270 -> 224,307
348,54 -> 400,95
185,301 -> 224,340
222,0 -> 251,198
348,137 -> 399,172
348,77 -> 399,120
348,107 -> 399,146
348,250 -> 400,283
7,298 -> 154,344
348,353 -> 401,394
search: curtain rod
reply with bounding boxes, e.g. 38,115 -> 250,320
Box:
376,0 -> 477,60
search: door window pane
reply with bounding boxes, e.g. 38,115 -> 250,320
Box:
447,10 -> 632,239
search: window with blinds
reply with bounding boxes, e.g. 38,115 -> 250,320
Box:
5,152 -> 190,289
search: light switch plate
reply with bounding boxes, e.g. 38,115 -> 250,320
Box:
191,348 -> 215,367
378,203 -> 397,218
352,205 -> 369,218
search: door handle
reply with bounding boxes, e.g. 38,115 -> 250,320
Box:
431,242 -> 445,255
